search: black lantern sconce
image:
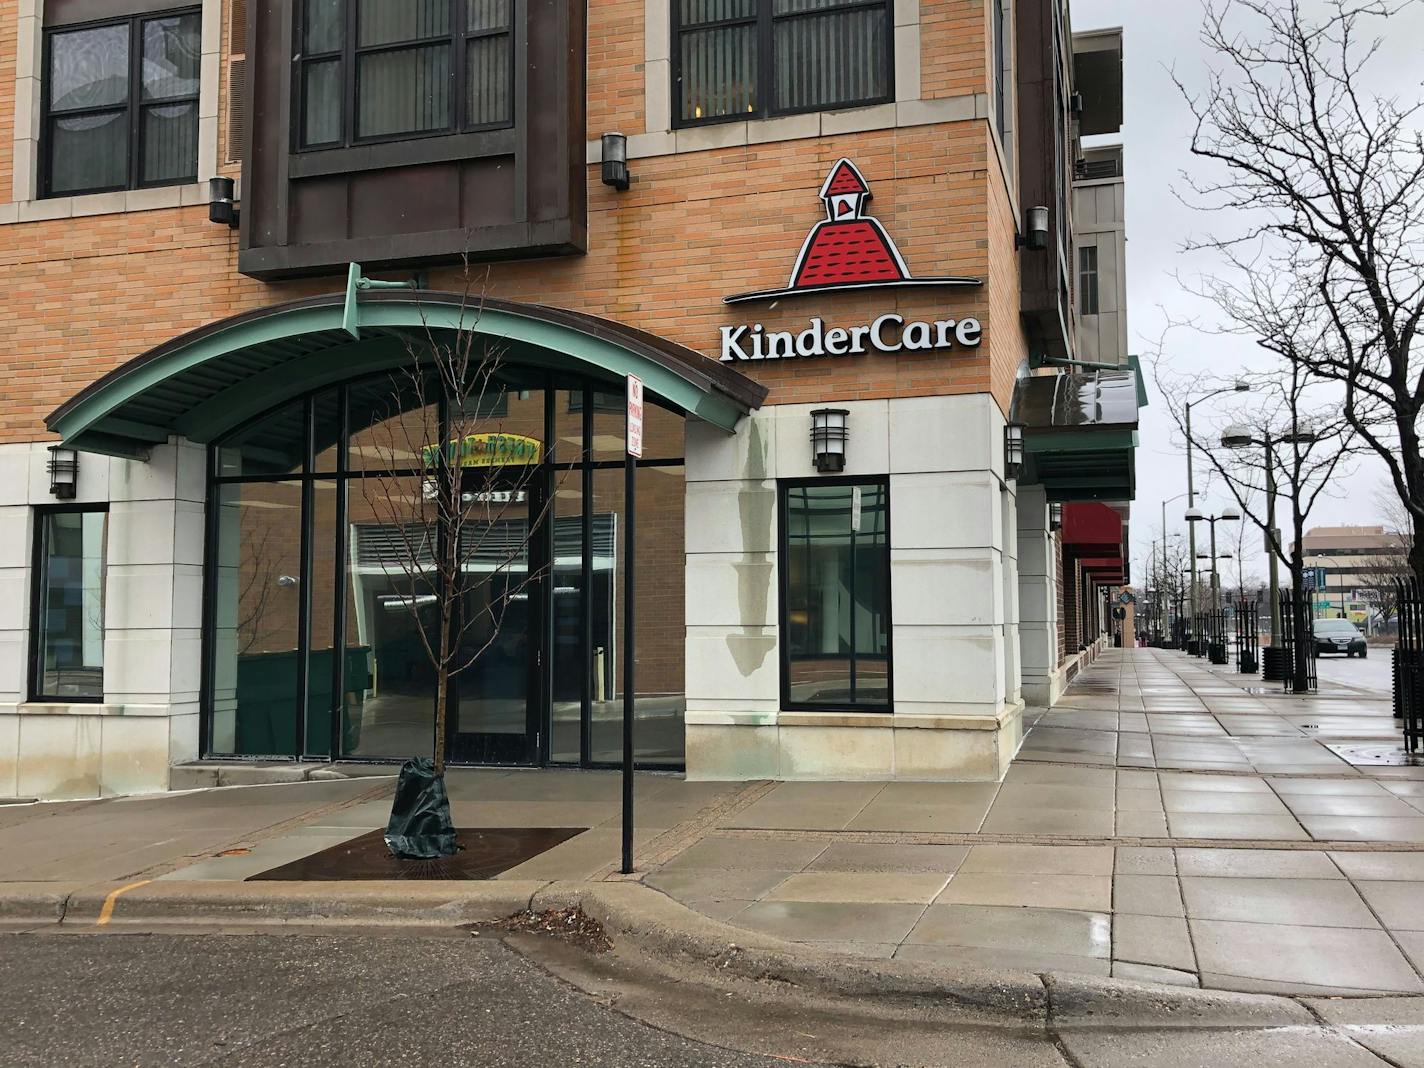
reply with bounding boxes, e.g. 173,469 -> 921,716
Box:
810,409 -> 850,473
47,445 -> 78,500
1004,422 -> 1026,479
601,133 -> 631,192
208,176 -> 239,229
1015,205 -> 1050,251
1048,502 -> 1063,531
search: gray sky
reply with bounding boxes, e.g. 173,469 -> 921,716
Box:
1071,0 -> 1424,588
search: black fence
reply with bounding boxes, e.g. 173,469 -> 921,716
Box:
1395,578 -> 1424,751
1279,590 -> 1318,694
1235,598 -> 1259,674
1203,609 -> 1229,665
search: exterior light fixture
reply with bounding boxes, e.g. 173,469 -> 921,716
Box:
1016,206 -> 1050,251
1049,502 -> 1063,530
601,133 -> 630,192
1233,380 -> 1251,393
1221,506 -> 1242,522
1004,422 -> 1026,479
1184,506 -> 1204,522
809,408 -> 849,473
207,176 -> 239,228
46,446 -> 78,500
1220,425 -> 1253,449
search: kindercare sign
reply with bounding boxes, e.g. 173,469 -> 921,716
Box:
719,158 -> 984,364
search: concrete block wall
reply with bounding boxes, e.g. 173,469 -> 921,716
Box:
0,439 -> 204,799
684,394 -> 1024,782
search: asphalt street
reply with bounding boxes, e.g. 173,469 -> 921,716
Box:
0,931 -> 797,1068
1315,649 -> 1394,694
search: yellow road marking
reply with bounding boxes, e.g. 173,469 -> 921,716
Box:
96,879 -> 151,925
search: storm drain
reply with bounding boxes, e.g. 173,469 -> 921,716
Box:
246,827 -> 587,881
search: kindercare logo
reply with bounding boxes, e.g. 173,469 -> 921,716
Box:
719,158 -> 984,364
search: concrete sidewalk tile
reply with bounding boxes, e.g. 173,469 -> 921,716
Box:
1003,763 -> 1116,788
1114,847 -> 1175,875
1298,816 -> 1424,843
1281,794 -> 1423,818
1165,812 -> 1309,840
644,867 -> 795,901
1328,852 -> 1424,881
733,900 -> 925,944
1190,918 -> 1424,993
1115,769 -> 1160,790
1354,881 -> 1424,931
1268,777 -> 1391,797
871,781 -> 1000,806
896,942 -> 1111,977
156,833 -> 365,881
1176,848 -> 1342,879
803,939 -> 899,959
1059,1028 -> 1390,1068
1180,877 -> 1380,928
806,842 -> 970,873
960,844 -> 1114,876
763,871 -> 951,904
1381,781 -> 1424,797
1114,787 -> 1165,812
1112,874 -> 1184,917
844,802 -> 989,833
1110,961 -> 1199,987
1161,790 -> 1290,815
682,899 -> 754,922
979,807 -> 1115,836
907,902 -> 1111,957
1156,772 -> 1271,793
722,800 -> 867,831
1115,812 -> 1168,838
1111,913 -> 1196,971
756,782 -> 884,804
935,872 -> 1111,911
661,836 -> 827,871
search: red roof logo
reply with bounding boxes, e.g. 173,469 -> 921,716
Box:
724,158 -> 982,305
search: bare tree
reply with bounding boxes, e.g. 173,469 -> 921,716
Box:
1352,487 -> 1416,625
1159,347 -> 1357,688
353,278 -> 568,780
1175,0 -> 1424,580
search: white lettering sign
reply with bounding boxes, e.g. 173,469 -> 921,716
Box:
719,315 -> 983,363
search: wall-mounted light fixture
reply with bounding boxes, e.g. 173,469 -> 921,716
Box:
208,176 -> 239,229
810,408 -> 849,473
1004,422 -> 1026,479
1049,502 -> 1064,530
601,133 -> 631,192
46,445 -> 78,500
1016,205 -> 1050,251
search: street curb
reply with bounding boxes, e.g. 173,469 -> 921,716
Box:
0,878 -> 1326,1030
527,882 -> 1314,1030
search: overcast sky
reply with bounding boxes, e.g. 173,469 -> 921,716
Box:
1070,0 -> 1424,587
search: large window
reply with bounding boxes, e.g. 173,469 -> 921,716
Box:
41,9 -> 200,197
780,480 -> 891,711
674,0 -> 892,127
30,508 -> 108,702
1078,244 -> 1100,315
298,0 -> 514,150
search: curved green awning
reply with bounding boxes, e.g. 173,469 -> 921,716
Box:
47,289 -> 768,458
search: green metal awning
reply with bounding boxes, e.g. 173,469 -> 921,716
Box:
47,288 -> 768,458
1012,368 -> 1140,503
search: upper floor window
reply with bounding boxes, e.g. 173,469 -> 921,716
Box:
41,9 -> 200,198
673,0 -> 892,127
298,0 -> 513,150
1078,244 -> 1099,315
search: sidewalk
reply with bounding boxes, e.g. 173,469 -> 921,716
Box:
5,647 -> 1424,1000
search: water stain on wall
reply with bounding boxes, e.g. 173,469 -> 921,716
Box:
727,419 -> 776,678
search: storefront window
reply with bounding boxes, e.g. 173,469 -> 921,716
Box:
31,508 -> 107,701
781,480 -> 891,710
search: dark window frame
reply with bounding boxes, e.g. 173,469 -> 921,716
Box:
293,0 -> 517,153
1078,243 -> 1100,316
28,503 -> 110,704
777,476 -> 894,714
671,0 -> 895,129
39,6 -> 201,199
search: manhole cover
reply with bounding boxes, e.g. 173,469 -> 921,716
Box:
247,827 -> 586,881
1323,743 -> 1424,767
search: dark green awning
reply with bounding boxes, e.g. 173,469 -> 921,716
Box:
1013,368 -> 1140,503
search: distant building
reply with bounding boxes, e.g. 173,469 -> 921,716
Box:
1300,526 -> 1411,624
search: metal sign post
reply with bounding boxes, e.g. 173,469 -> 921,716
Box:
621,375 -> 642,875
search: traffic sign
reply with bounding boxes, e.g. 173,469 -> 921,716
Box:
626,374 -> 644,458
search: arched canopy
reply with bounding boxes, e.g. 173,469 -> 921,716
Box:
47,291 -> 768,458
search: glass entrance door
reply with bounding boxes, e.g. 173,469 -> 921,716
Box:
445,472 -> 544,765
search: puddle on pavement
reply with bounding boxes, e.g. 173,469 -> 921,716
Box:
1324,743 -> 1424,767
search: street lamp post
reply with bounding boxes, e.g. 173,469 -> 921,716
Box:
1187,507 -> 1241,662
1161,492 -> 1189,645
1185,382 -> 1251,637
